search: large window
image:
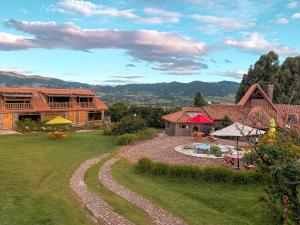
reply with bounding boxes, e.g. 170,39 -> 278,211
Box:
88,111 -> 102,121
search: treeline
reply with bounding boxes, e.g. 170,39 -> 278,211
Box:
236,51 -> 300,104
106,102 -> 179,128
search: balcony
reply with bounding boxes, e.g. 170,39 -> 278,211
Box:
78,102 -> 95,108
49,102 -> 72,109
5,102 -> 32,110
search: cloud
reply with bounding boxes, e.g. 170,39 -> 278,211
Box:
2,19 -> 208,74
192,14 -> 254,30
274,17 -> 289,25
102,79 -> 139,84
287,1 -> 298,9
210,70 -> 246,79
292,13 -> 300,19
142,7 -> 181,24
126,64 -> 136,67
224,59 -> 232,63
110,75 -> 144,79
57,0 -> 137,19
210,58 -> 217,63
56,0 -> 180,24
152,60 -> 208,75
225,32 -> 299,56
0,67 -> 33,74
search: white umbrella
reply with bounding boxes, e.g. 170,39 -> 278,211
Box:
212,122 -> 265,169
212,122 -> 265,137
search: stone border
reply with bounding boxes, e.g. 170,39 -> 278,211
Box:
70,154 -> 134,225
174,143 -> 235,159
99,157 -> 187,225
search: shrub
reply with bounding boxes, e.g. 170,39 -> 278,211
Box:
136,128 -> 156,140
16,118 -> 42,132
210,144 -> 222,157
111,115 -> 147,135
136,158 -> 152,173
136,158 -> 264,184
115,128 -> 157,145
115,134 -> 138,145
86,120 -> 105,130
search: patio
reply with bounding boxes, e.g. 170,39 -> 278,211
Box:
119,133 -> 251,168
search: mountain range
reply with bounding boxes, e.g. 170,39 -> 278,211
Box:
0,71 -> 239,106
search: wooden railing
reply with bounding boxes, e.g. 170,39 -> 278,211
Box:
5,102 -> 32,109
49,102 -> 72,108
78,102 -> 95,108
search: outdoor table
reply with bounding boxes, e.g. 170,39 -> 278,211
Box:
226,152 -> 244,169
53,131 -> 65,141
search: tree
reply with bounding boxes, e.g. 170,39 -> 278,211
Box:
193,91 -> 208,107
235,51 -> 300,105
235,51 -> 280,103
245,132 -> 300,224
107,102 -> 128,122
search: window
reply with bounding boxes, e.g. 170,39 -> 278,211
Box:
287,115 -> 297,124
181,124 -> 188,129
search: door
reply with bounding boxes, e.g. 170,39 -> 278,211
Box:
3,113 -> 13,130
68,111 -> 77,124
79,111 -> 86,124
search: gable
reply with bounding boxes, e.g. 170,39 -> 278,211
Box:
237,84 -> 277,112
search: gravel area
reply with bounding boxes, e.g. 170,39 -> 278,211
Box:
119,133 -> 224,168
99,156 -> 187,225
70,154 -> 134,225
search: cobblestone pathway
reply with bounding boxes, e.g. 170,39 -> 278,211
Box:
70,154 -> 134,225
99,156 -> 188,225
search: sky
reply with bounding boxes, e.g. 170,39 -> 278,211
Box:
0,0 -> 300,85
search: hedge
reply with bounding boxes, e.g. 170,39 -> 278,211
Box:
115,128 -> 156,146
136,158 -> 264,184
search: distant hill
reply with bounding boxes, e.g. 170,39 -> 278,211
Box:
0,71 -> 239,106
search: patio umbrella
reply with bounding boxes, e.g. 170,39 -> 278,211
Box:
46,116 -> 72,125
186,114 -> 214,124
268,118 -> 276,138
212,122 -> 265,168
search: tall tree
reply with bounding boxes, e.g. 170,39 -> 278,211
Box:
193,91 -> 208,107
235,51 -> 280,103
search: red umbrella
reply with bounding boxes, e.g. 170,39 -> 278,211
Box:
186,114 -> 214,124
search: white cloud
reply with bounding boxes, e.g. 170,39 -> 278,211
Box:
1,19 -> 208,74
287,1 -> 298,9
58,0 -> 137,19
210,70 -> 246,79
0,67 -> 33,74
275,17 -> 289,25
143,7 -> 181,24
291,13 -> 300,19
192,14 -> 255,30
225,32 -> 299,56
56,0 -> 180,24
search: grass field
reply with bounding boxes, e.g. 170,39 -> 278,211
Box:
112,160 -> 267,225
0,132 -> 274,225
0,132 -> 117,225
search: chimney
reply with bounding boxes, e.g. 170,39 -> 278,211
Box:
267,83 -> 274,102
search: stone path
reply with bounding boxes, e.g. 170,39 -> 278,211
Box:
99,156 -> 188,225
70,154 -> 134,225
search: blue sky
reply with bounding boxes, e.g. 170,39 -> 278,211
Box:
0,0 -> 300,85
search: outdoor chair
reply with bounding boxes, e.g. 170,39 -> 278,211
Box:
223,155 -> 235,167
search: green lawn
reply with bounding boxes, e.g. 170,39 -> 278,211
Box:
0,132 -> 117,225
112,160 -> 267,225
84,157 -> 153,225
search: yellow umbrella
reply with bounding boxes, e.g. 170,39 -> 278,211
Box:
46,116 -> 72,125
268,118 -> 276,138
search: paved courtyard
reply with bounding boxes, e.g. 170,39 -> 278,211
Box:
119,133 -> 249,167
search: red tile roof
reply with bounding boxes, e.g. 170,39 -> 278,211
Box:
237,84 -> 277,111
0,87 -> 107,112
162,83 -> 300,132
